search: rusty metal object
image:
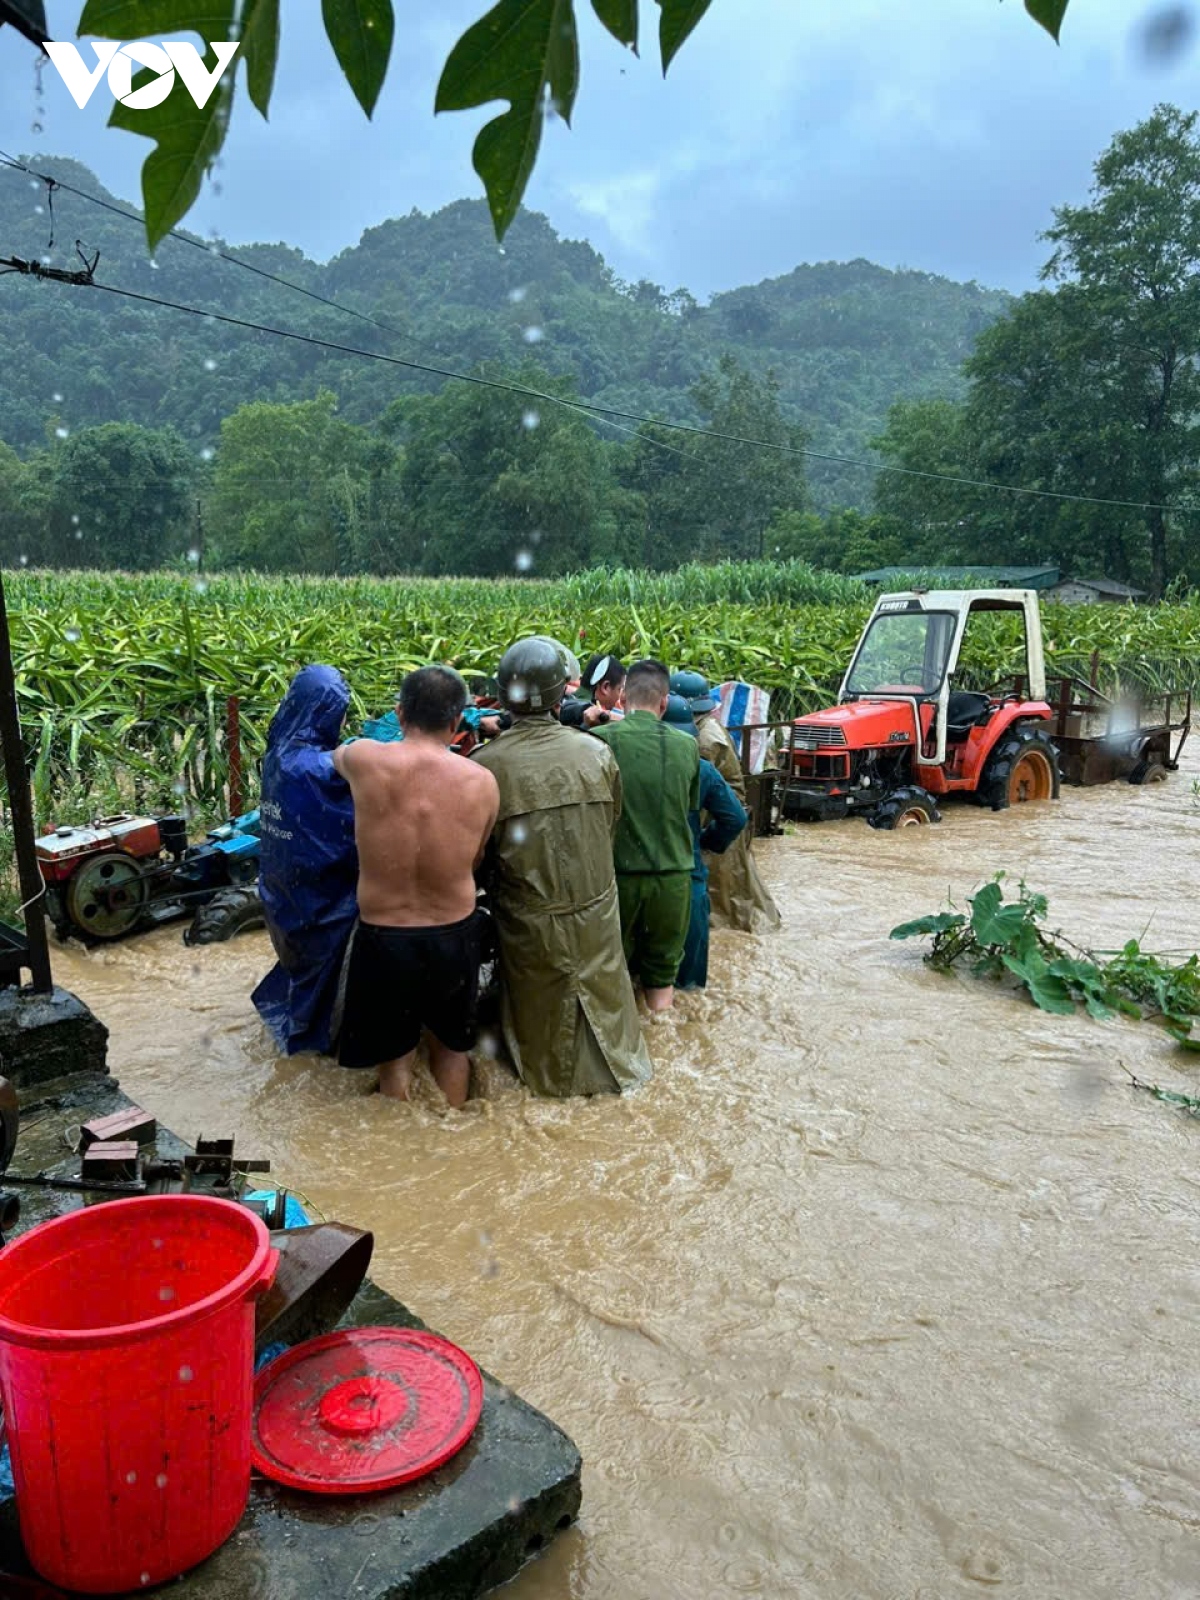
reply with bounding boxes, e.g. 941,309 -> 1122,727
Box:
79,1106 -> 156,1151
255,1223 -> 374,1355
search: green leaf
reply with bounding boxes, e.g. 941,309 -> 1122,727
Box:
1002,952 -> 1077,1015
1024,0 -> 1068,42
79,0 -> 231,33
969,881 -> 1029,948
320,0 -> 393,117
889,912 -> 965,941
655,0 -> 711,71
592,0 -> 637,48
239,0 -> 279,117
107,41 -> 235,251
437,0 -> 579,237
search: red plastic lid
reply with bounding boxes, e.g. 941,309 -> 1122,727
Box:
251,1327 -> 483,1494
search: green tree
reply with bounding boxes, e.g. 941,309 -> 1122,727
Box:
208,393 -> 384,573
46,423 -> 195,569
620,355 -> 808,566
397,368 -> 620,576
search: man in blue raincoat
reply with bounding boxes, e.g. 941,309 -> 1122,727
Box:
661,694 -> 748,990
251,665 -> 358,1055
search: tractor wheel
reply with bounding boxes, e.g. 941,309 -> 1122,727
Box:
980,727 -> 1061,811
1128,757 -> 1170,785
185,886 -> 266,946
868,786 -> 941,830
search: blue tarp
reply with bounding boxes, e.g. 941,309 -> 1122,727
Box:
251,666 -> 358,1056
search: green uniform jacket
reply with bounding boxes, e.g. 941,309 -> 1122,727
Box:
472,716 -> 652,1098
696,713 -> 782,934
592,709 -> 700,874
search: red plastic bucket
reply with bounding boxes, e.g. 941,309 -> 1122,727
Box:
0,1196 -> 276,1594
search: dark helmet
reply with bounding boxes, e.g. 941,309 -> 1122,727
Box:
497,635 -> 581,713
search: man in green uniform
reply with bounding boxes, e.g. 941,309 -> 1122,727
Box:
472,636 -> 652,1098
592,659 -> 700,1012
670,671 -> 782,935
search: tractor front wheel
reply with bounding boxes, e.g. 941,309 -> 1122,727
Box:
980,727 -> 1061,811
868,787 -> 941,830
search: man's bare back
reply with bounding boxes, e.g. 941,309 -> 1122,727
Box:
334,734 -> 498,927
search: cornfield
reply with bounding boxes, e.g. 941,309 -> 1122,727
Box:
5,565 -> 1200,827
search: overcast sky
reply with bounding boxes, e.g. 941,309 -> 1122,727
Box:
1,1 -> 1196,297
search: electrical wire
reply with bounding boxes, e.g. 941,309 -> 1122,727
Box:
2,150 -> 1197,516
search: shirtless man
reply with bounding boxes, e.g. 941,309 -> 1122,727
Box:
332,666 -> 499,1106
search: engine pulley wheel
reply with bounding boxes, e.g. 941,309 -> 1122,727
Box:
64,851 -> 149,940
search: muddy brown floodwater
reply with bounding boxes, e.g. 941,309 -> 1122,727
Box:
53,744 -> 1200,1600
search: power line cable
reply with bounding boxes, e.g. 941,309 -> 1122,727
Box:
2,154 -> 1196,516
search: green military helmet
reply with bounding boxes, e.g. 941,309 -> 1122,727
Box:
497,635 -> 581,713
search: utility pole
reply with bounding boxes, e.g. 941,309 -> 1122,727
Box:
0,570 -> 53,993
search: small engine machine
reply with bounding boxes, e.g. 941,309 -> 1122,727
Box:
36,810 -> 262,942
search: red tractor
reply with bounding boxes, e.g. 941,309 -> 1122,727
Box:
782,588 -> 1062,828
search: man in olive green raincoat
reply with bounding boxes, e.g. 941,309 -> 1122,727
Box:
669,672 -> 782,935
473,637 -> 652,1098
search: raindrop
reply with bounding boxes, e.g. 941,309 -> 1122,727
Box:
149,258 -> 160,271
211,181 -> 223,197
510,820 -> 529,845
140,1574 -> 150,1587
40,255 -> 51,267
28,179 -> 38,191
156,1474 -> 168,1489
508,285 -> 528,304
64,627 -> 81,643
530,529 -> 543,546
497,245 -> 507,257
187,547 -> 200,564
54,426 -> 69,439
158,1286 -> 175,1302
199,446 -> 215,462
522,409 -> 540,431
1138,4 -> 1195,62
508,677 -> 528,704
178,1365 -> 193,1383
192,579 -> 209,595
30,123 -> 42,137
522,326 -> 544,345
152,1238 -> 163,1249
478,1030 -> 500,1059
70,513 -> 80,525
172,778 -> 186,795
74,529 -> 83,541
126,1471 -> 138,1485
18,555 -> 28,567
208,241 -> 220,256
33,204 -> 43,216
514,549 -> 534,573
52,391 -> 63,403
203,358 -> 217,372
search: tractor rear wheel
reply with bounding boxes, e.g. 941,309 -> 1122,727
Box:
980,727 -> 1061,811
868,787 -> 941,830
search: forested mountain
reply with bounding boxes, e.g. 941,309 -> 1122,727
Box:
0,157 -> 1007,512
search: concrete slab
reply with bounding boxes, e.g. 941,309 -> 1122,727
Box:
0,984 -> 108,1090
0,1076 -> 582,1599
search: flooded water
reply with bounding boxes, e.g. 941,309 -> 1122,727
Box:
52,747 -> 1200,1600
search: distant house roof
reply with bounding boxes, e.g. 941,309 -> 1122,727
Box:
1051,577 -> 1147,599
854,565 -> 1061,591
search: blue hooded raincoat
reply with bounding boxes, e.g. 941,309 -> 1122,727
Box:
251,665 -> 358,1055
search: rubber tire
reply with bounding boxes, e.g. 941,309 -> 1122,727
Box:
979,726 -> 1061,812
185,886 -> 266,945
1128,759 -> 1170,785
868,786 -> 941,830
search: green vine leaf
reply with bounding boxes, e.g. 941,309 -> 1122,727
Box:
320,0 -> 394,117
655,0 -> 711,71
436,0 -> 580,237
1002,951 -> 1076,1015
592,0 -> 637,48
1024,0 -> 1068,42
239,0 -> 279,117
890,912 -> 964,941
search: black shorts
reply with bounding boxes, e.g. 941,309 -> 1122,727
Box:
337,912 -> 485,1068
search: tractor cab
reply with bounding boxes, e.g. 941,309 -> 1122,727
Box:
786,589 -> 1059,827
